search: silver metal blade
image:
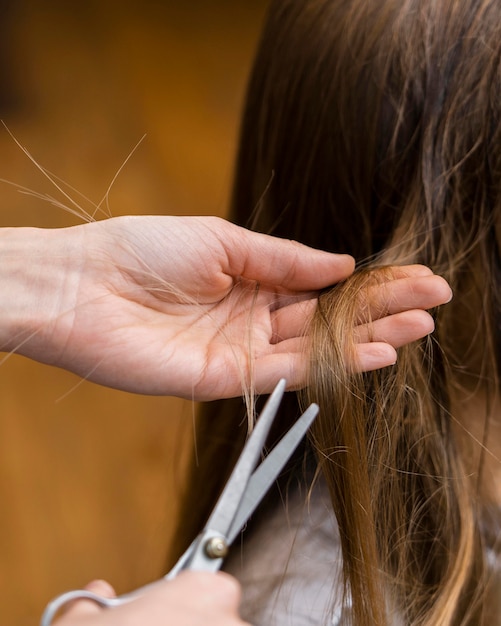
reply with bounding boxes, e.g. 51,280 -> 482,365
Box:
201,379 -> 287,539
226,402 -> 319,544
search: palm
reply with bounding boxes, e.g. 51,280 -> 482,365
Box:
61,263 -> 308,400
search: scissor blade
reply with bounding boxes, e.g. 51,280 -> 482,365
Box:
226,402 -> 318,544
202,378 -> 287,538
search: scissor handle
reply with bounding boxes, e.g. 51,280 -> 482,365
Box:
40,588 -> 135,626
40,530 -> 226,626
40,379 -> 317,626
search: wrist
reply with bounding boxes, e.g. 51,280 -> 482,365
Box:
0,226 -> 78,358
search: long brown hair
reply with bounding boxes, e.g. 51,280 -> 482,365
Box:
173,1 -> 501,623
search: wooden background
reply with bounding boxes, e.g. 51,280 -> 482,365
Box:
0,1 -> 268,623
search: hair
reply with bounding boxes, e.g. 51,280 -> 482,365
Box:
172,1 -> 501,624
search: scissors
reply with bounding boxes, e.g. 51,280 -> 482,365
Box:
40,379 -> 318,626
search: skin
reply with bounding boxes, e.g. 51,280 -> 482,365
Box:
0,215 -> 451,400
55,573 -> 251,626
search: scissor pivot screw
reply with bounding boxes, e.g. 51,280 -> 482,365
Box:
205,536 -> 229,559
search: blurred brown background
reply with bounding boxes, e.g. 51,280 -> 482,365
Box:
0,1 -> 268,623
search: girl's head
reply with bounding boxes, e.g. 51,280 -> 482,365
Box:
178,1 -> 501,624
232,1 -> 501,622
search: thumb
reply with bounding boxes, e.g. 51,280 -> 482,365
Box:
225,223 -> 355,290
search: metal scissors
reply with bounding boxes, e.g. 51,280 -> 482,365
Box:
40,379 -> 318,626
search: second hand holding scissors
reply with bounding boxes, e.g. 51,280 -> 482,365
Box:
41,379 -> 319,625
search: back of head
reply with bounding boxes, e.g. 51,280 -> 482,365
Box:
232,1 -> 501,623
178,1 -> 501,624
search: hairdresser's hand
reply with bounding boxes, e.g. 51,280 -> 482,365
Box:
0,216 -> 451,399
54,572 -> 251,626
0,215 -> 355,398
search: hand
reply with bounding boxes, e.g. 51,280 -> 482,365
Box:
54,573 -> 251,626
342,263 -> 452,372
0,216 -> 451,399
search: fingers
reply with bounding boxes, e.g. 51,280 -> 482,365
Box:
355,309 -> 435,347
269,274 -> 449,344
224,222 -> 355,290
382,264 -> 433,278
252,341 -> 396,390
56,580 -> 116,621
360,274 -> 452,322
257,308 -> 438,390
354,343 -> 398,372
270,299 -> 316,343
253,335 -> 397,390
56,573 -> 248,626
253,349 -> 309,393
129,572 -> 248,626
